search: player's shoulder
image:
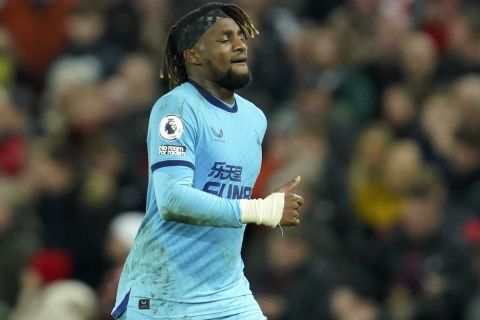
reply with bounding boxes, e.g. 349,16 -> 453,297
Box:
234,94 -> 267,123
154,83 -> 199,109
150,83 -> 201,121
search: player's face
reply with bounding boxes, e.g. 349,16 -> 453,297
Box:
197,18 -> 251,90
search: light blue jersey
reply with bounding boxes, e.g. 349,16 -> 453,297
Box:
112,81 -> 267,319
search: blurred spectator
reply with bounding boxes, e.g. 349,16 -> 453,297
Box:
417,0 -> 459,54
380,84 -> 418,138
452,75 -> 480,131
134,0 -> 171,59
102,58 -> 154,210
114,53 -> 159,115
443,124 -> 480,213
399,32 -> 439,105
73,138 -> 127,287
250,77 -> 331,200
438,6 -> 480,83
54,2 -> 124,79
349,128 -> 423,233
97,211 -> 143,320
417,92 -> 460,163
327,0 -> 380,67
371,166 -> 474,319
11,280 -> 96,320
340,124 -> 391,268
261,128 -> 327,201
100,0 -> 140,52
247,226 -> 339,320
41,57 -> 102,147
19,143 -> 77,249
0,87 -> 28,177
62,85 -> 115,140
329,286 -> 382,320
0,179 -> 40,308
298,25 -> 375,125
10,248 -> 74,320
0,0 -> 78,86
361,9 -> 409,114
233,0 -> 297,115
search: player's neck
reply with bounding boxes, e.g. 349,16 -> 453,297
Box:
189,77 -> 235,104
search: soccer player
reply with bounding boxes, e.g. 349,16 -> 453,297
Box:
112,3 -> 304,319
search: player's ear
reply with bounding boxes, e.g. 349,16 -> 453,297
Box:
184,49 -> 201,65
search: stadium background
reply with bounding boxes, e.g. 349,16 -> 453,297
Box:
0,0 -> 479,319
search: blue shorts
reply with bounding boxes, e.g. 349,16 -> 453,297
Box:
117,308 -> 266,320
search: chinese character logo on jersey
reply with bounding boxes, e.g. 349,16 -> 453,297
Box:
159,115 -> 184,140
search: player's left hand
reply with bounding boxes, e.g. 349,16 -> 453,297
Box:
273,176 -> 304,226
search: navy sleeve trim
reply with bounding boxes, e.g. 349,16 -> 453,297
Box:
111,290 -> 130,319
151,160 -> 195,172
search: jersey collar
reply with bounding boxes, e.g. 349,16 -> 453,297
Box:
188,80 -> 238,113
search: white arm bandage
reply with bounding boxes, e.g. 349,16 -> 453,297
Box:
239,192 -> 285,227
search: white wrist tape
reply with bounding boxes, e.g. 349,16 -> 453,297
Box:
240,193 -> 285,227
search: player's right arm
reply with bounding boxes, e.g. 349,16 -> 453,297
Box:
148,94 -> 302,228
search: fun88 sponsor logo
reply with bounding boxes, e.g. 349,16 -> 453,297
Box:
202,162 -> 252,199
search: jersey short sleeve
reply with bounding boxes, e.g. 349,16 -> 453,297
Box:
147,94 -> 197,172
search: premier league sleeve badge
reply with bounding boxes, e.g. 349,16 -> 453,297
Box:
159,114 -> 184,140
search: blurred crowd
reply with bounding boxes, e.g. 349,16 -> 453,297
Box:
0,0 -> 479,319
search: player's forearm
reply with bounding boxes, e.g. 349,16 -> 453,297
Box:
154,170 -> 243,227
162,184 -> 285,228
153,167 -> 285,228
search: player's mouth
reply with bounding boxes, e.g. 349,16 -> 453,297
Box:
231,57 -> 248,65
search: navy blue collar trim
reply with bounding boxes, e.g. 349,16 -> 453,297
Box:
188,81 -> 238,113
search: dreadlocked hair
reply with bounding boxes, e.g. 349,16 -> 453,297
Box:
160,2 -> 259,90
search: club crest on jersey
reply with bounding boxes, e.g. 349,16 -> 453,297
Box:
159,114 -> 184,140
